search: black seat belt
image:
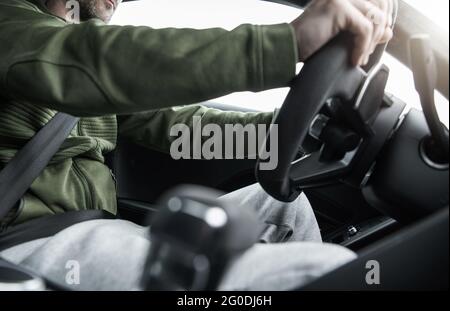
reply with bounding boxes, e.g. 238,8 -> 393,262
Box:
0,112 -> 79,220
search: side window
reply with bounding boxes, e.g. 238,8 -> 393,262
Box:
111,0 -> 449,127
110,0 -> 301,113
383,53 -> 449,128
110,0 -> 301,30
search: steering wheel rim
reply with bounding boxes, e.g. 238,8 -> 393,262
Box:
256,1 -> 399,202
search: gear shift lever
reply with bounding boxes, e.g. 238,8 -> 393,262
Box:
141,185 -> 261,290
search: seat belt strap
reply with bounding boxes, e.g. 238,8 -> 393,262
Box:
0,113 -> 79,220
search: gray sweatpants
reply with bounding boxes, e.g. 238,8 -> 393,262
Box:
0,183 -> 356,290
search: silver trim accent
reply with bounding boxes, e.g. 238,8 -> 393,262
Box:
291,153 -> 312,165
309,114 -> 330,141
354,61 -> 384,110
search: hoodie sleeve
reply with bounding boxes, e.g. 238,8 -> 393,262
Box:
117,104 -> 274,157
0,0 -> 298,117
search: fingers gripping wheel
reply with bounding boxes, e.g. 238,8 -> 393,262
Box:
256,2 -> 398,203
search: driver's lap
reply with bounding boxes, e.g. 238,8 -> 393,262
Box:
0,183 -> 356,290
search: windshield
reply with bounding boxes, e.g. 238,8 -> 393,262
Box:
406,0 -> 449,33
110,0 -> 449,127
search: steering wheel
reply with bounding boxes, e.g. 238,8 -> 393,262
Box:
256,1 -> 399,202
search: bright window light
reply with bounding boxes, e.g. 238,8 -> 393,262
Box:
110,0 -> 449,127
405,0 -> 449,33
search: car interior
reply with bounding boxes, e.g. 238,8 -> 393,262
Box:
0,0 -> 448,291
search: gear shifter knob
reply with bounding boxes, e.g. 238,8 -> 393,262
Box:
141,185 -> 261,290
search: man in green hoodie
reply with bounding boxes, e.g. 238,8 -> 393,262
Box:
0,0 -> 393,290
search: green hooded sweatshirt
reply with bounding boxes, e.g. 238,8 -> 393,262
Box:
0,0 -> 298,230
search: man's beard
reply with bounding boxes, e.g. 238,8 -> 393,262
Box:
77,0 -> 98,21
77,0 -> 113,23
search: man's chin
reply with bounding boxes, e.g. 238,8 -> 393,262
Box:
79,1 -> 115,23
80,11 -> 113,23
99,8 -> 115,22
98,13 -> 113,23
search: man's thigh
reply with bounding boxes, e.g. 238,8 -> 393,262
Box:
0,219 -> 151,290
219,183 -> 322,243
0,184 -> 327,290
219,242 -> 356,290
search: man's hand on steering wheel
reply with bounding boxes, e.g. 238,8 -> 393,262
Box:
291,0 -> 394,66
